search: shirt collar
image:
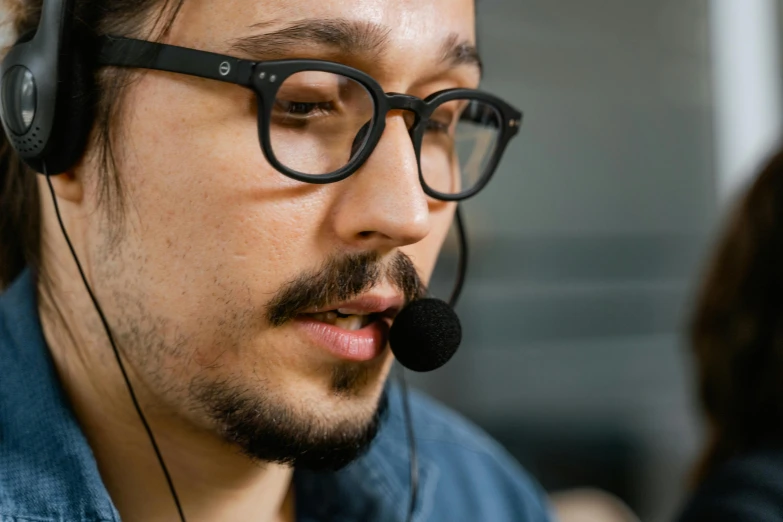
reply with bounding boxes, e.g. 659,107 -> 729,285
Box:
0,270 -> 120,521
294,390 -> 440,522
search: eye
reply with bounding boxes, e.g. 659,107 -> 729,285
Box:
426,104 -> 461,135
276,100 -> 335,116
425,118 -> 452,134
271,98 -> 339,129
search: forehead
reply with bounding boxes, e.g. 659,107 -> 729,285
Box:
169,0 -> 477,65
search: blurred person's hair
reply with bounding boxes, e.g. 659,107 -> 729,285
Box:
691,147 -> 783,484
0,0 -> 184,290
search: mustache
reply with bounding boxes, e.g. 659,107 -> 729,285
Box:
266,251 -> 427,327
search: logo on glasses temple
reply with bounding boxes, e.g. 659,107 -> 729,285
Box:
219,61 -> 231,76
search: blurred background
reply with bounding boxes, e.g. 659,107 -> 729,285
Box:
4,1 -> 783,521
418,1 -> 783,521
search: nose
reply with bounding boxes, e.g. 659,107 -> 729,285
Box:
331,112 -> 431,252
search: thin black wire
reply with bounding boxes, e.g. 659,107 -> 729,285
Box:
402,203 -> 469,522
399,367 -> 419,522
449,205 -> 468,309
44,170 -> 187,522
47,163 -> 469,522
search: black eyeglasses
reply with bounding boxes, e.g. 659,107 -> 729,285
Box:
97,36 -> 523,201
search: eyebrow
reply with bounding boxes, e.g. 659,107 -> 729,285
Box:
228,18 -> 483,73
440,32 -> 483,73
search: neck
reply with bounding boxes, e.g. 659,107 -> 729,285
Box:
37,264 -> 295,522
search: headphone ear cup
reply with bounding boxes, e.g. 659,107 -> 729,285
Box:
14,29 -> 37,46
43,33 -> 97,175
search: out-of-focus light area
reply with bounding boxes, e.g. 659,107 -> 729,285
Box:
712,0 -> 782,199
417,1 -> 783,521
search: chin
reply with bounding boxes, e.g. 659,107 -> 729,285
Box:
301,353 -> 393,410
193,360 -> 391,471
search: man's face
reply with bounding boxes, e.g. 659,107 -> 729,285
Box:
79,0 -> 478,468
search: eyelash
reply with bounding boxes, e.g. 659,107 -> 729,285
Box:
275,100 -> 335,117
425,119 -> 451,134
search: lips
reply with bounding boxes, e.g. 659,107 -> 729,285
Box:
300,295 -> 404,319
294,295 -> 404,362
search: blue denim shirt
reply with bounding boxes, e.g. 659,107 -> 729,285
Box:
0,270 -> 553,522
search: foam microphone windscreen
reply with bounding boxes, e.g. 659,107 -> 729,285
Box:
389,298 -> 462,372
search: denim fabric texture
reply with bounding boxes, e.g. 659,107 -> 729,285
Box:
0,270 -> 553,522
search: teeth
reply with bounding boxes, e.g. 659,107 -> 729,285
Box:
311,311 -> 338,325
310,312 -> 374,330
337,307 -> 364,316
335,315 -> 364,331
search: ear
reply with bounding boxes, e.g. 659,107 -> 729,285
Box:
46,170 -> 84,203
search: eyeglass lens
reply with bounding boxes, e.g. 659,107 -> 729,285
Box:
267,70 -> 503,197
269,71 -> 373,177
419,98 -> 502,196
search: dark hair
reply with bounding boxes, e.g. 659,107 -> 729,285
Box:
691,147 -> 783,483
0,0 -> 185,289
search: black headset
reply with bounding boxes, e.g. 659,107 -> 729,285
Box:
1,0 -> 95,175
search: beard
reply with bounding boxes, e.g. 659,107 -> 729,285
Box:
183,250 -> 421,471
191,374 -> 390,471
103,249 -> 424,472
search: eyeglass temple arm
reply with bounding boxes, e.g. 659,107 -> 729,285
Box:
96,36 -> 255,86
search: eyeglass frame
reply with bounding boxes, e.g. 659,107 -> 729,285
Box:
97,35 -> 524,202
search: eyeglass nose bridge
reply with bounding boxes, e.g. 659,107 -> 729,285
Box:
384,92 -> 426,115
382,93 -> 428,136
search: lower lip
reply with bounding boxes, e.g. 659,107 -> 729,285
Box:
294,316 -> 389,362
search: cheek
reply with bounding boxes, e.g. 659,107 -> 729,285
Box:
402,203 -> 455,281
104,75 -> 331,317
